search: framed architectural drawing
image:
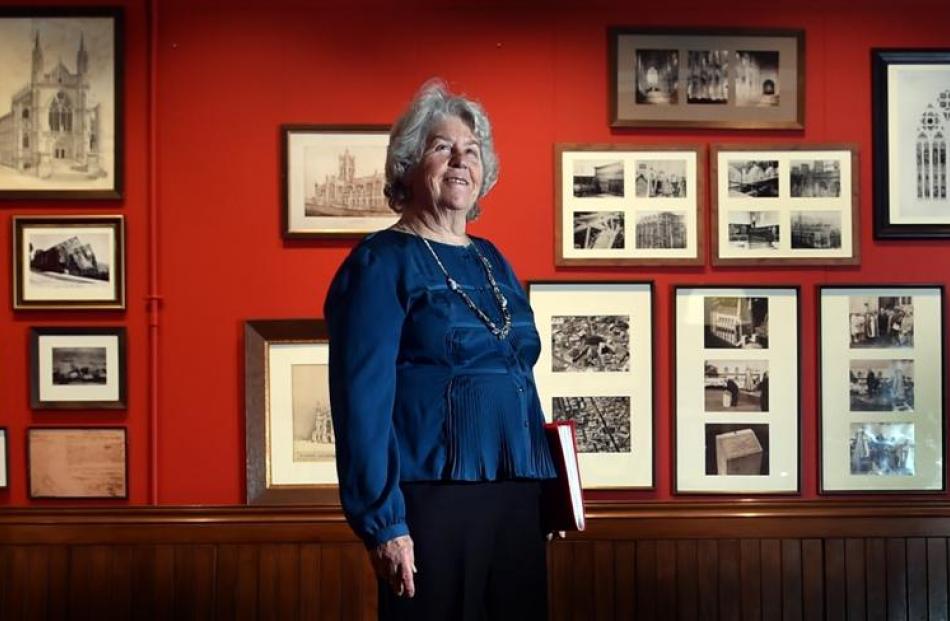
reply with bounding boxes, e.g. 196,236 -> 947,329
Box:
28,427 -> 127,498
0,8 -> 123,199
245,319 -> 338,504
872,49 -> 950,239
819,285 -> 945,492
609,28 -> 804,129
12,215 -> 125,310
282,125 -> 396,238
0,427 -> 7,489
555,144 -> 705,266
528,281 -> 654,489
30,327 -> 127,410
674,286 -> 800,494
711,144 -> 859,265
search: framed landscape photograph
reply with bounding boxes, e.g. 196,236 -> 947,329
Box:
819,285 -> 945,492
282,125 -> 396,238
28,427 -> 127,498
674,286 -> 800,494
556,144 -> 705,266
30,327 -> 126,409
245,319 -> 338,504
529,281 -> 654,489
609,28 -> 804,129
0,8 -> 123,199
13,215 -> 125,310
872,49 -> 950,239
711,144 -> 859,265
0,427 -> 7,489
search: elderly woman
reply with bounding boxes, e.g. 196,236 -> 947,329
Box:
324,81 -> 556,620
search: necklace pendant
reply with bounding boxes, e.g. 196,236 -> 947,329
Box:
447,277 -> 459,292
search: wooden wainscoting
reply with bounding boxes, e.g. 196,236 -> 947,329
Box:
3,501 -> 950,619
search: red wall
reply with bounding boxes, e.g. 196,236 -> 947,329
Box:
2,0 -> 950,506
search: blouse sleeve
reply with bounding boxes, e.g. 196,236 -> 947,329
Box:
324,244 -> 409,548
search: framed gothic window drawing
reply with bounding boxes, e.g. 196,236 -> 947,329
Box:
0,8 -> 123,199
282,125 -> 396,238
555,144 -> 705,266
873,49 -> 950,239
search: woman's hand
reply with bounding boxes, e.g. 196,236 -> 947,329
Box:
370,534 -> 416,598
545,530 -> 567,541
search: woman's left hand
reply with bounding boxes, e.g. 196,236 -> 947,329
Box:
370,534 -> 417,598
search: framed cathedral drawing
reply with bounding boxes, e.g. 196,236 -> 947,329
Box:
282,125 -> 397,238
0,8 -> 123,199
873,49 -> 950,239
245,319 -> 339,504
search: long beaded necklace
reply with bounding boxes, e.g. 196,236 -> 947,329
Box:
415,233 -> 512,340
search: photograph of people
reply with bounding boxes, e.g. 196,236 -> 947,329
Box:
325,80 -> 556,620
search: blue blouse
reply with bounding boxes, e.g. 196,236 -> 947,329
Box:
324,229 -> 556,547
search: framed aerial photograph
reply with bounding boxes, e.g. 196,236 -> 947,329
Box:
282,125 -> 396,238
0,8 -> 123,199
609,28 -> 804,129
872,49 -> 950,239
30,327 -> 126,410
12,215 -> 125,310
556,144 -> 705,266
28,427 -> 127,498
674,286 -> 800,494
711,144 -> 859,266
819,285 -> 945,492
245,319 -> 338,504
0,427 -> 7,489
528,281 -> 654,489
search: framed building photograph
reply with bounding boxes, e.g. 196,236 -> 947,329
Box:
528,281 -> 654,489
711,144 -> 859,265
872,49 -> 950,239
30,327 -> 126,409
245,319 -> 338,504
282,125 -> 396,238
27,427 -> 127,498
0,427 -> 7,489
556,144 -> 705,266
674,286 -> 800,494
12,215 -> 125,310
609,28 -> 804,129
819,285 -> 945,492
0,8 -> 123,199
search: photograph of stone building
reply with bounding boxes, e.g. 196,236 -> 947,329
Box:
30,233 -> 110,283
686,50 -> 729,104
791,159 -> 841,197
635,211 -> 686,249
305,147 -> 389,217
736,50 -> 780,107
572,159 -> 624,197
635,49 -> 679,105
790,211 -> 842,249
915,97 -> 949,201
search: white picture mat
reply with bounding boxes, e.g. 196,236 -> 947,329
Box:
531,283 -> 653,488
0,429 -> 6,488
267,342 -> 337,486
37,334 -> 119,402
716,149 -> 854,259
22,226 -> 117,301
675,287 -> 799,493
820,287 -> 944,491
561,149 -> 699,260
286,132 -> 397,233
887,65 -> 950,224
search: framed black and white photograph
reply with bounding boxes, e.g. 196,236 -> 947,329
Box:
529,282 -> 654,489
712,145 -> 859,265
245,319 -> 338,504
819,285 -> 945,492
556,144 -> 704,266
30,327 -> 126,409
872,49 -> 950,239
0,427 -> 7,489
12,215 -> 124,310
27,427 -> 126,498
610,28 -> 804,129
0,8 -> 122,200
282,125 -> 396,238
675,286 -> 799,494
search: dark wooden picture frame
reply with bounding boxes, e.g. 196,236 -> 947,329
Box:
711,144 -> 860,266
245,319 -> 338,505
872,49 -> 950,239
30,326 -> 127,410
13,215 -> 126,310
609,27 -> 805,130
555,144 -> 706,266
27,426 -> 128,499
0,7 -> 124,200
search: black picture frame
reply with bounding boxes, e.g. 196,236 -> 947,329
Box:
29,326 -> 127,410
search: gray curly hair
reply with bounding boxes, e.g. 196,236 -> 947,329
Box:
384,80 -> 500,220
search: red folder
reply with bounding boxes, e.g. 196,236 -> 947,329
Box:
542,420 -> 585,532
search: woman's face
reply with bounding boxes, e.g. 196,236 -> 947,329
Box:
412,115 -> 483,214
